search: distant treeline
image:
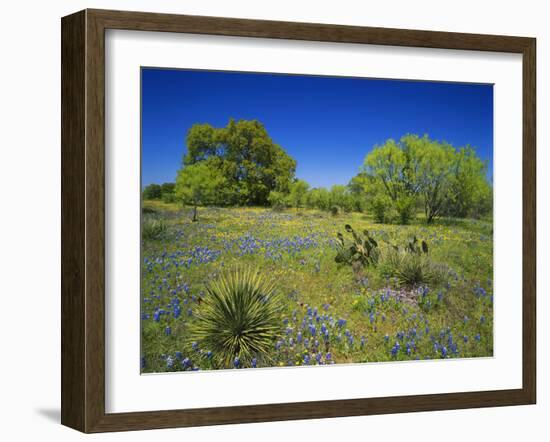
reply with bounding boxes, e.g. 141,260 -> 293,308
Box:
142,182 -> 176,203
143,119 -> 492,224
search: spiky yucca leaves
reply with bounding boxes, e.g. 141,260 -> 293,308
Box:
142,218 -> 167,240
380,236 -> 448,287
190,268 -> 283,369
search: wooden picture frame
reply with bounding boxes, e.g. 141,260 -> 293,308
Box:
61,8 -> 536,433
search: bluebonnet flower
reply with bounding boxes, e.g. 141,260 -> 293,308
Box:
391,342 -> 400,357
166,356 -> 174,369
140,357 -> 146,369
463,335 -> 469,343
440,346 -> 448,358
326,352 -> 332,361
233,357 -> 240,368
384,334 -> 389,343
192,341 -> 199,351
475,334 -> 481,342
251,358 -> 257,368
337,318 -> 347,329
297,331 -> 303,343
165,326 -> 171,336
206,351 -> 213,359
480,315 -> 485,324
175,351 -> 182,360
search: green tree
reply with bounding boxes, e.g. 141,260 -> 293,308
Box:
401,134 -> 454,223
267,190 -> 289,210
362,134 -> 490,224
329,185 -> 353,212
305,187 -> 331,211
287,180 -> 310,209
160,182 -> 176,203
182,119 -> 296,206
142,183 -> 162,200
175,159 -> 227,221
446,147 -> 491,218
363,139 -> 408,202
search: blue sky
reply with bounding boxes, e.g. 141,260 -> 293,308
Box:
142,68 -> 493,188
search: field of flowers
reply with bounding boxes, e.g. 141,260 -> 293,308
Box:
141,201 -> 493,373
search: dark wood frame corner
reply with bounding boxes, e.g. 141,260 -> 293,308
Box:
61,8 -> 536,433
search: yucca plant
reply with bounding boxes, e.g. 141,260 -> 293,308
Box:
381,237 -> 447,288
142,218 -> 167,240
190,268 -> 283,369
394,253 -> 435,287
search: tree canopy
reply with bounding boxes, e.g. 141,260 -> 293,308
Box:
360,134 -> 492,223
175,158 -> 228,221
168,125 -> 491,224
143,182 -> 176,202
181,119 -> 296,206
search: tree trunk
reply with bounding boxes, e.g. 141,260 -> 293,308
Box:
192,205 -> 198,222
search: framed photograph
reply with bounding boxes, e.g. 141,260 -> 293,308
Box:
61,9 -> 536,433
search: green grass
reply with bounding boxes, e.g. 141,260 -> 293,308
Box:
140,201 -> 493,372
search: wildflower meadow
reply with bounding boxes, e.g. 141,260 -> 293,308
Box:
140,68 -> 493,374
140,202 -> 493,373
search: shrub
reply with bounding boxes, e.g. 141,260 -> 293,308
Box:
268,190 -> 289,211
142,218 -> 167,240
142,206 -> 157,215
395,195 -> 416,225
370,194 -> 393,223
330,205 -> 341,216
190,268 -> 283,368
161,192 -> 176,203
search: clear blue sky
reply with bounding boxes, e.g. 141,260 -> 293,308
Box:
142,68 -> 493,188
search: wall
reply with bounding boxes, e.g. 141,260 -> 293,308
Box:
0,1 -> 546,440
